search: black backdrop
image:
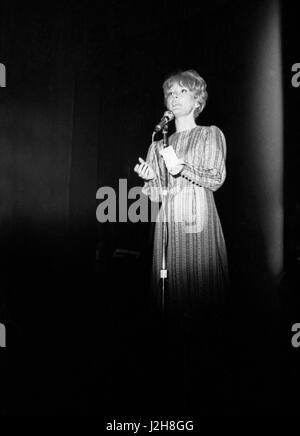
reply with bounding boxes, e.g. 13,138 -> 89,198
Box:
0,0 -> 298,417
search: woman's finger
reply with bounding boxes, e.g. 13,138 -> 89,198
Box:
143,163 -> 150,173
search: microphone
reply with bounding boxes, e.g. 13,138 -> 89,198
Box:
154,110 -> 174,132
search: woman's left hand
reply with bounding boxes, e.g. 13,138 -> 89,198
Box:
169,163 -> 184,176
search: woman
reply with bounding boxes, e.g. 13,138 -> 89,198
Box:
134,69 -> 229,328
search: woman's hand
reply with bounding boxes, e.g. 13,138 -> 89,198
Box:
134,157 -> 156,181
169,163 -> 184,176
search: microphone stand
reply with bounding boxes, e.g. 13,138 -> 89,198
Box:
160,124 -> 169,321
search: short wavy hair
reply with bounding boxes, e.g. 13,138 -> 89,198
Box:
162,69 -> 208,118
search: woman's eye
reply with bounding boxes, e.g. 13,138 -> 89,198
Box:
181,89 -> 187,93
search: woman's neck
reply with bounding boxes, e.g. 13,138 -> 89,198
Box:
175,116 -> 197,133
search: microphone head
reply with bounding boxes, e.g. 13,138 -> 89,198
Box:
153,110 -> 175,133
163,110 -> 174,121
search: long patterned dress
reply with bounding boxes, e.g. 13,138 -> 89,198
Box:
142,125 -> 229,322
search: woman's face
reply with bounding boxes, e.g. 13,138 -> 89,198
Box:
166,82 -> 198,118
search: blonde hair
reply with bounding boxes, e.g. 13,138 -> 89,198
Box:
163,69 -> 208,118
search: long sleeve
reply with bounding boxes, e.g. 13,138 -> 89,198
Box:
180,125 -> 226,192
141,140 -> 166,202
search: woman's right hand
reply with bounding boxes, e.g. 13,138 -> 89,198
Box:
134,157 -> 156,181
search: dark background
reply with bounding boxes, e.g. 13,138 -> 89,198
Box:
0,0 -> 298,416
